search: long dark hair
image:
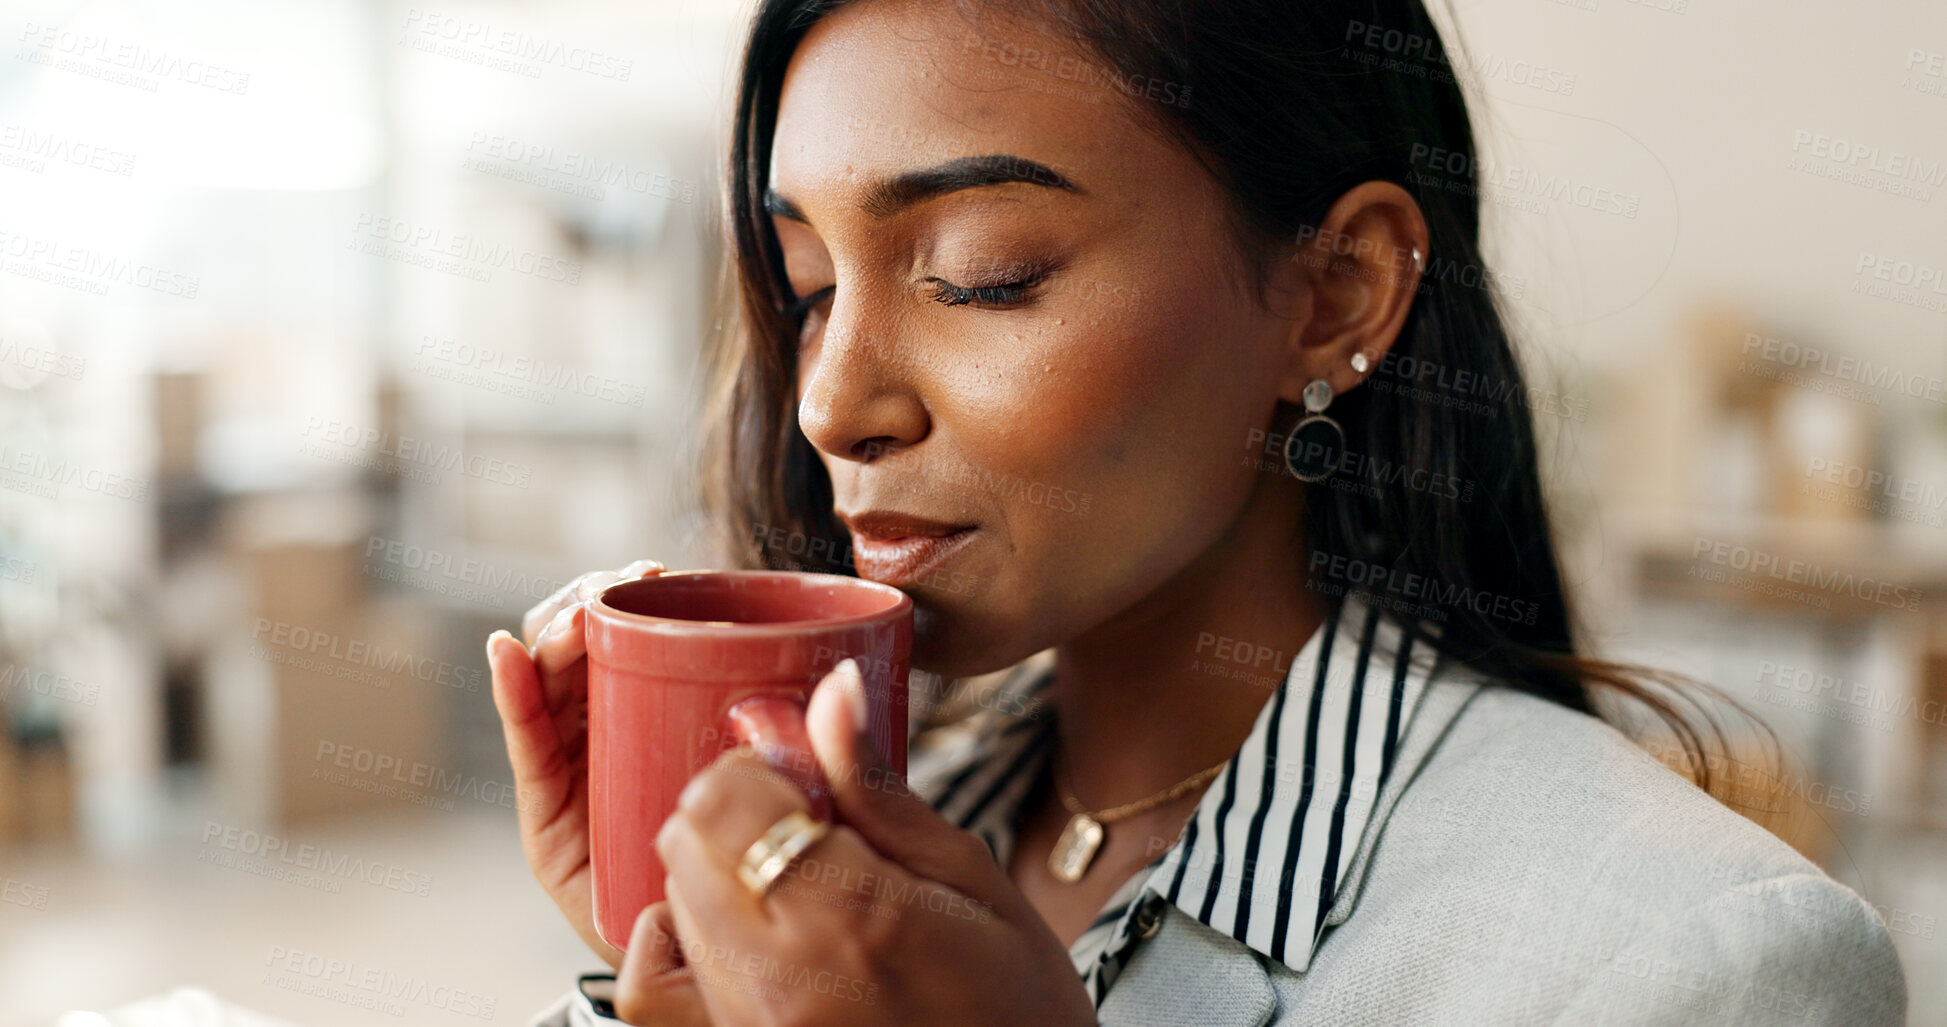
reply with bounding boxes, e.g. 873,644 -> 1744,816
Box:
699,0 -> 1749,794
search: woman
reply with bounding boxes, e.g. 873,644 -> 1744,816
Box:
487,0 -> 1908,1023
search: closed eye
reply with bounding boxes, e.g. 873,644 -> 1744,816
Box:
926,270 -> 1046,307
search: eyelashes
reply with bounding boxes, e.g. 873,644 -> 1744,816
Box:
780,262 -> 1052,324
925,270 -> 1045,307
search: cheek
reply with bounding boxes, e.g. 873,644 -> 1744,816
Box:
937,292 -> 1267,575
906,281 -> 1275,672
1022,298 -> 1265,509
916,314 -> 1263,665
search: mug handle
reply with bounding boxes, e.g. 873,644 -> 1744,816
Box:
722,694 -> 836,822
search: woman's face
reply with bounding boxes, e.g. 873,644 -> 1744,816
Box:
771,0 -> 1311,677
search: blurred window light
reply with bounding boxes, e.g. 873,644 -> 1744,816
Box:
10,0 -> 383,191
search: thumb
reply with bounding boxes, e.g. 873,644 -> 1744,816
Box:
807,659 -> 995,891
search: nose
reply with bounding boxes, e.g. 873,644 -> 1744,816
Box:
795,291 -> 930,463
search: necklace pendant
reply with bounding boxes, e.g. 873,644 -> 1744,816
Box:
1049,812 -> 1105,883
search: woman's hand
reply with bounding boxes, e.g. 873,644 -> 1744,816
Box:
486,558 -> 665,970
611,659 -> 1098,1027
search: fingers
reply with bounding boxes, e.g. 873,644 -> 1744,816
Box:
500,558 -> 669,799
524,560 -> 668,744
617,557 -> 664,579
522,577 -> 581,648
530,603 -> 590,682
521,559 -> 666,647
487,632 -> 583,846
724,695 -> 834,822
658,745 -> 807,927
659,744 -> 905,938
613,902 -> 710,1027
805,659 -> 1010,901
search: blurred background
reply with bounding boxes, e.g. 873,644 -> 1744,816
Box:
0,0 -> 1942,1023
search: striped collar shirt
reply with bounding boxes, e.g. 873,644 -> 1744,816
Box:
908,596 -> 1449,1012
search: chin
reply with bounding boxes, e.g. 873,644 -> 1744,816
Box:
908,603 -> 965,674
907,601 -> 1002,680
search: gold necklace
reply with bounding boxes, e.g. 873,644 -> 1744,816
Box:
1047,751 -> 1229,883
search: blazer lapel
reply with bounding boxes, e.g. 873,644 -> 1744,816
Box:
1317,672 -> 1484,931
1096,899 -> 1277,1027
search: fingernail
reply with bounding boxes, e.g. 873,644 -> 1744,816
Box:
540,603 -> 577,645
576,570 -> 621,602
834,658 -> 868,733
485,629 -> 511,663
620,558 -> 663,578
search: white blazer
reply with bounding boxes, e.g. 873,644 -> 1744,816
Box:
531,598 -> 1907,1025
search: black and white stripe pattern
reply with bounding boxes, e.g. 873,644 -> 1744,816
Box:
910,596 -> 1436,1010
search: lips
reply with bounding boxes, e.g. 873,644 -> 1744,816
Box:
840,510 -> 977,586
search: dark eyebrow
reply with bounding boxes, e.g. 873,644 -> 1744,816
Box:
764,153 -> 1081,224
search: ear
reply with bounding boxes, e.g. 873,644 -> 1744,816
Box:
1278,182 -> 1429,406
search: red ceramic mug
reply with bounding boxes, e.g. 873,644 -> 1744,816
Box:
585,569 -> 913,951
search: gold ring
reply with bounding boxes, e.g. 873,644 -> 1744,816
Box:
737,809 -> 831,899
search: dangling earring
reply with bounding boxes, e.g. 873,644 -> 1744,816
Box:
1283,379 -> 1344,483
